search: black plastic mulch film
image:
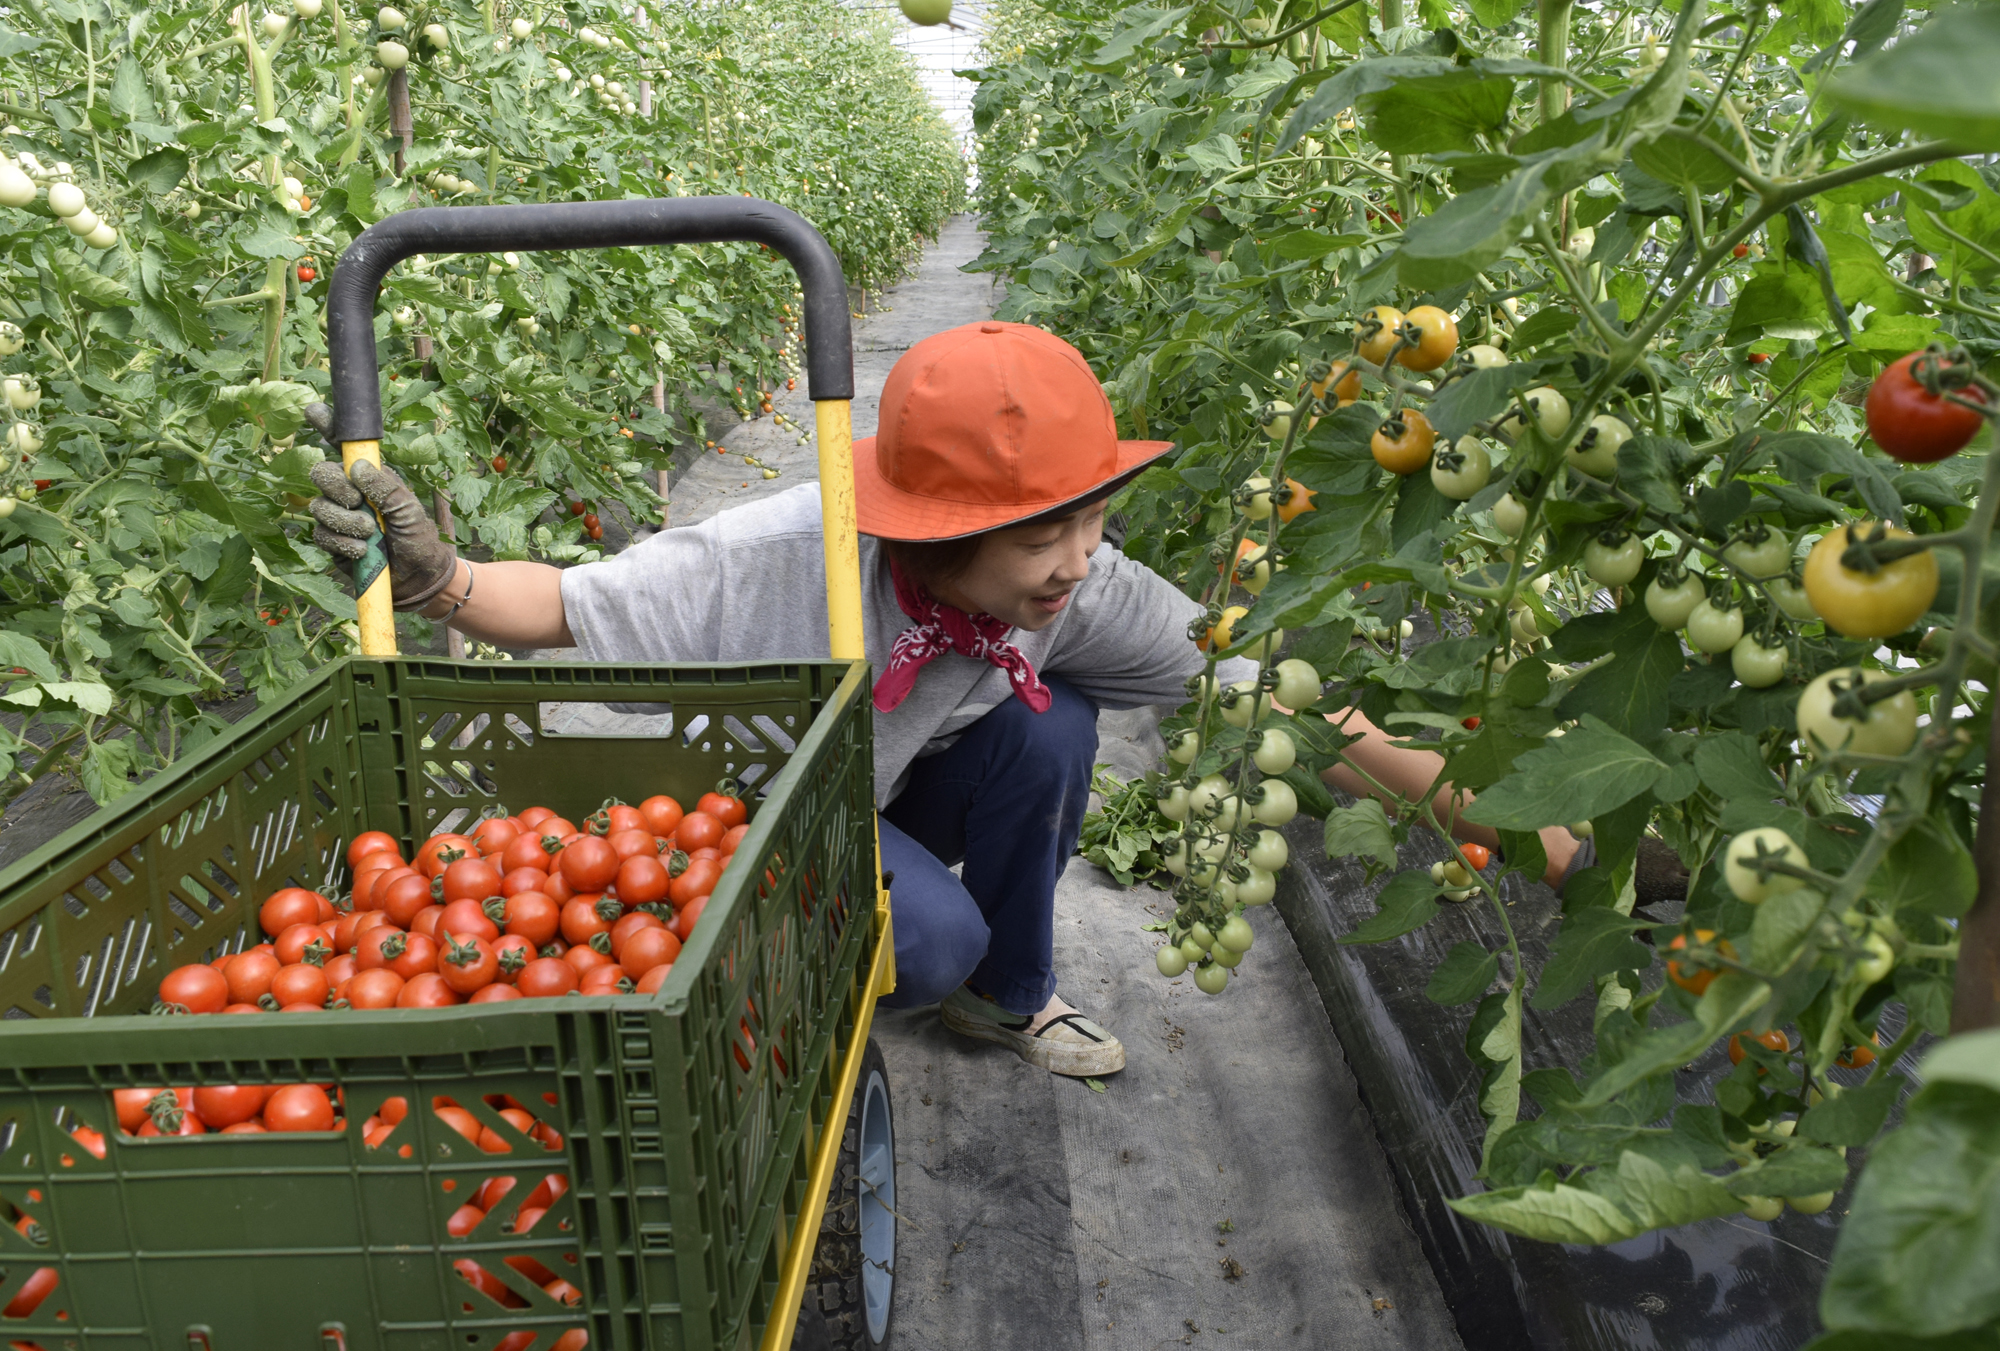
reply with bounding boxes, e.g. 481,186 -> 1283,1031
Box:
0,656 -> 880,1351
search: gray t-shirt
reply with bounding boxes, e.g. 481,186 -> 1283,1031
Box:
559,484 -> 1250,803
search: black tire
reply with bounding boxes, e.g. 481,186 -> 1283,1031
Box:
798,1036 -> 895,1350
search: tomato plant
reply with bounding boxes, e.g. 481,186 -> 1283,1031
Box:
0,0 -> 964,811
979,0 -> 2000,1335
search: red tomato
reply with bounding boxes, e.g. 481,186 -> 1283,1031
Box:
563,944 -> 614,976
696,791 -> 747,829
265,1084 -> 337,1131
397,972 -> 463,1008
516,958 -> 580,997
637,963 -> 674,993
378,871 -> 437,928
223,950 -> 281,1005
454,1258 -> 528,1309
471,816 -> 521,857
324,953 -> 358,990
509,1205 -> 547,1234
471,982 -> 523,1003
440,934 -> 500,994
346,830 -> 402,868
69,1123 -> 108,1157
4,1267 -> 58,1318
538,817 -> 578,842
676,811 -> 725,852
158,963 -> 229,1014
193,1083 -> 269,1129
500,865 -> 550,896
416,833 -> 478,879
346,968 -> 405,1008
639,794 -> 684,836
270,963 -> 330,1009
1460,843 -> 1492,872
1728,1027 -> 1792,1071
138,1089 -> 206,1136
500,832 -> 555,874
720,824 -> 750,853
543,1278 -> 583,1307
518,805 -> 556,830
447,1203 -> 487,1237
1867,350 -> 1987,462
259,887 -> 327,937
579,965 -> 633,995
551,1330 -> 589,1351
350,860 -> 400,911
274,922 -> 334,967
673,894 -> 707,942
1461,715 -> 1481,730
439,898 -> 501,942
560,836 -> 619,891
560,895 -> 620,947
615,853 -> 671,906
493,934 -> 536,982
440,857 -> 503,906
543,867 -> 577,904
392,932 -> 440,980
609,910 -> 665,954
620,926 -> 681,980
686,846 -> 722,865
410,905 -> 448,939
498,892 -> 561,946
114,1086 -> 165,1132
521,1173 -> 568,1210
602,803 -> 644,834
605,827 -> 657,861
670,859 -> 722,908
356,927 -> 410,972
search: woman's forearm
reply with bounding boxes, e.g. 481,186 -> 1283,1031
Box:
418,559 -> 575,649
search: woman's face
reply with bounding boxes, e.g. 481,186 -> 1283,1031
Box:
935,502 -> 1106,631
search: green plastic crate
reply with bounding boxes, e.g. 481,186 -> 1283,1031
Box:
0,655 -> 881,1351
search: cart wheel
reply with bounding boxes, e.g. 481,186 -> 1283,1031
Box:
800,1036 -> 895,1349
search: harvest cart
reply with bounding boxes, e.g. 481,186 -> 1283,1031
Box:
0,199 -> 897,1350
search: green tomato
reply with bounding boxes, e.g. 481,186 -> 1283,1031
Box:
1192,832 -> 1232,864
1440,860 -> 1472,888
1515,386 -> 1571,439
1187,774 -> 1231,819
1189,921 -> 1216,949
1583,533 -> 1644,587
1235,865 -> 1277,906
1786,1191 -> 1836,1216
1431,436 -> 1492,500
1156,785 -> 1191,822
1463,343 -> 1508,369
1259,401 -> 1294,442
1246,829 -> 1289,872
1854,932 -> 1896,985
1250,778 -> 1298,827
1795,668 -> 1919,757
1272,659 -> 1321,711
1723,826 -> 1806,904
1428,860 -> 1447,884
1491,492 -> 1528,538
1686,599 -> 1745,653
1156,945 -> 1189,978
1566,414 -> 1630,477
1569,819 -> 1594,839
1162,839 -> 1189,877
1240,475 -> 1274,521
1731,635 -> 1788,688
1194,962 -> 1231,995
1768,577 -> 1818,621
1645,572 -> 1705,629
1179,935 -> 1208,963
1168,729 -> 1200,764
1209,943 -> 1245,968
1220,680 -> 1272,729
1741,1195 -> 1784,1223
1216,915 -> 1255,952
1723,527 -> 1791,580
1251,728 -> 1296,775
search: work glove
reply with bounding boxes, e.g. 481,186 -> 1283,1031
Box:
304,404 -> 458,611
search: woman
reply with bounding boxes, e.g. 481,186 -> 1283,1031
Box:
308,319 -> 1257,1079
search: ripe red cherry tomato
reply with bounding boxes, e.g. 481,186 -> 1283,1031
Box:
696,790 -> 748,828
638,794 -> 685,836
560,835 -> 620,892
347,830 -> 402,868
615,853 -> 671,906
158,963 -> 230,1014
676,811 -> 725,852
1866,349 -> 1986,463
264,1084 -> 337,1132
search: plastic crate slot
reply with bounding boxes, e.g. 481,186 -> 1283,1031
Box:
679,714 -> 709,747
79,875 -> 111,903
737,764 -> 768,792
721,716 -> 765,753
424,711 -> 463,751
453,1258 -> 529,1310
455,761 -> 501,797
7,916 -> 52,970
0,1262 -> 58,1318
310,781 -> 337,814
104,855 -> 135,885
28,985 -> 53,1011
499,712 -> 535,745
750,714 -> 796,753
163,893 -> 204,931
201,861 -> 239,899
434,807 -> 472,838
425,762 -> 470,799
451,712 -> 492,751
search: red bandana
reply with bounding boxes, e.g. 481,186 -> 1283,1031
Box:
872,560 -> 1053,715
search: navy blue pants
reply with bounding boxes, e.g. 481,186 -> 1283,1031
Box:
877,674 -> 1099,1018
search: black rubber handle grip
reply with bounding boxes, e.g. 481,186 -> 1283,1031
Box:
325,196 -> 852,444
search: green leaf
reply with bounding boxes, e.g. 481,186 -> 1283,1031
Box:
1467,984 -> 1523,1168
1820,1082 -> 2000,1336
1579,973 -> 1772,1108
49,249 -> 133,311
1724,1144 -> 1850,1199
215,380 -> 320,438
1827,4 -> 2000,150
1323,797 -> 1398,871
1530,907 -> 1652,1011
1463,714 -> 1669,832
1357,69 -> 1516,155
126,147 -> 190,194
1390,470 -> 1453,550
1449,1149 -> 1743,1245
1750,886 -> 1825,970
1426,941 -> 1500,1005
1277,55 -> 1456,154
1339,869 -> 1441,944
1866,819 -> 1978,917
42,680 -> 116,716
1556,608 -> 1686,741
1693,731 -> 1782,803
1800,1074 -> 1904,1148
1629,133 -> 1740,192
1922,1028 -> 2000,1095
1509,304 -> 1580,351
1394,148 -> 1570,290
0,632 -> 60,681
1617,435 -> 1689,517
1802,1330 -> 2000,1351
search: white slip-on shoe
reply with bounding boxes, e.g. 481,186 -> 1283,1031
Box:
939,984 -> 1126,1077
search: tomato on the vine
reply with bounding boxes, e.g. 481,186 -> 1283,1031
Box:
1645,571 -> 1705,629
1795,668 -> 1919,758
1727,1028 -> 1791,1067
1371,409 -> 1436,475
1395,304 -> 1458,372
1666,929 -> 1735,995
1685,599 -> 1744,654
1802,523 -> 1938,639
1355,305 -> 1402,365
1730,636 -> 1788,689
1491,493 -> 1528,538
1583,533 -> 1643,586
1566,415 -> 1630,477
1722,526 -> 1791,580
1724,827 -> 1807,903
1430,436 -> 1491,499
1865,349 -> 1985,463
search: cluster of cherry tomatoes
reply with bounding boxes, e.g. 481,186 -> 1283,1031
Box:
151,788 -> 748,1018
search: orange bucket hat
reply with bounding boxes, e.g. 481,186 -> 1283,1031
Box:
852,320 -> 1175,541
